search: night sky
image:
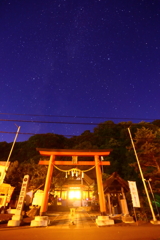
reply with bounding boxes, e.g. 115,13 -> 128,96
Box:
0,0 -> 160,143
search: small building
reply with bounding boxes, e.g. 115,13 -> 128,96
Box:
0,183 -> 15,209
103,172 -> 130,216
0,161 -> 10,184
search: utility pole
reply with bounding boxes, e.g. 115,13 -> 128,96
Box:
0,125 -> 21,184
128,128 -> 158,223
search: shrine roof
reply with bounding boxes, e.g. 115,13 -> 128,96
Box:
103,172 -> 129,193
37,148 -> 112,156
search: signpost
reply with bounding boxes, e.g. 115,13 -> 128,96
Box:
15,175 -> 30,215
8,175 -> 29,227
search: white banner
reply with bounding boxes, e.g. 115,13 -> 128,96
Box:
128,181 -> 140,208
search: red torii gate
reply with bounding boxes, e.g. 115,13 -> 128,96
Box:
37,148 -> 112,216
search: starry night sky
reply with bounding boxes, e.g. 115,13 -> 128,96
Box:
0,0 -> 160,143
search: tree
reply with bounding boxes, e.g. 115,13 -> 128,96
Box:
5,160 -> 47,192
134,127 -> 160,173
128,127 -> 160,192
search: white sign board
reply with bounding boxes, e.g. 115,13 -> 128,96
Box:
16,175 -> 29,215
128,181 -> 140,208
32,190 -> 44,206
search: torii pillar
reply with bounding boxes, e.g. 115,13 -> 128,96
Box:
40,154 -> 55,215
95,155 -> 106,215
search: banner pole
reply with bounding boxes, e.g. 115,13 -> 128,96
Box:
133,207 -> 138,225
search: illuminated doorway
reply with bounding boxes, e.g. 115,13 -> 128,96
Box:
69,190 -> 81,200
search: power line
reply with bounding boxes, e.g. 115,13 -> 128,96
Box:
0,112 -> 158,121
0,118 -> 99,125
0,131 -> 74,137
0,131 -> 34,135
0,117 -> 159,140
0,118 -> 157,126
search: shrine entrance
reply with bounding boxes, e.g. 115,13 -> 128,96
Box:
52,168 -> 95,208
37,148 -> 112,216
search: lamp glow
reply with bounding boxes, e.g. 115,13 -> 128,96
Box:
69,190 -> 81,199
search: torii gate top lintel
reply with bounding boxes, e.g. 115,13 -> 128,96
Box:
37,148 -> 112,157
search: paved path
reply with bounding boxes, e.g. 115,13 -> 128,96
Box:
48,211 -> 98,228
0,211 -> 160,240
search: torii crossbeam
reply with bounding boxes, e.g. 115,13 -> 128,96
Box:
37,148 -> 112,216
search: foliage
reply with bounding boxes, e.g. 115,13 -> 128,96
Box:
5,160 -> 47,193
128,126 -> 160,192
0,133 -> 68,164
0,120 -> 160,200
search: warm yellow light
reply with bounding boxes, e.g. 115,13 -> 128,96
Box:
69,190 -> 81,199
